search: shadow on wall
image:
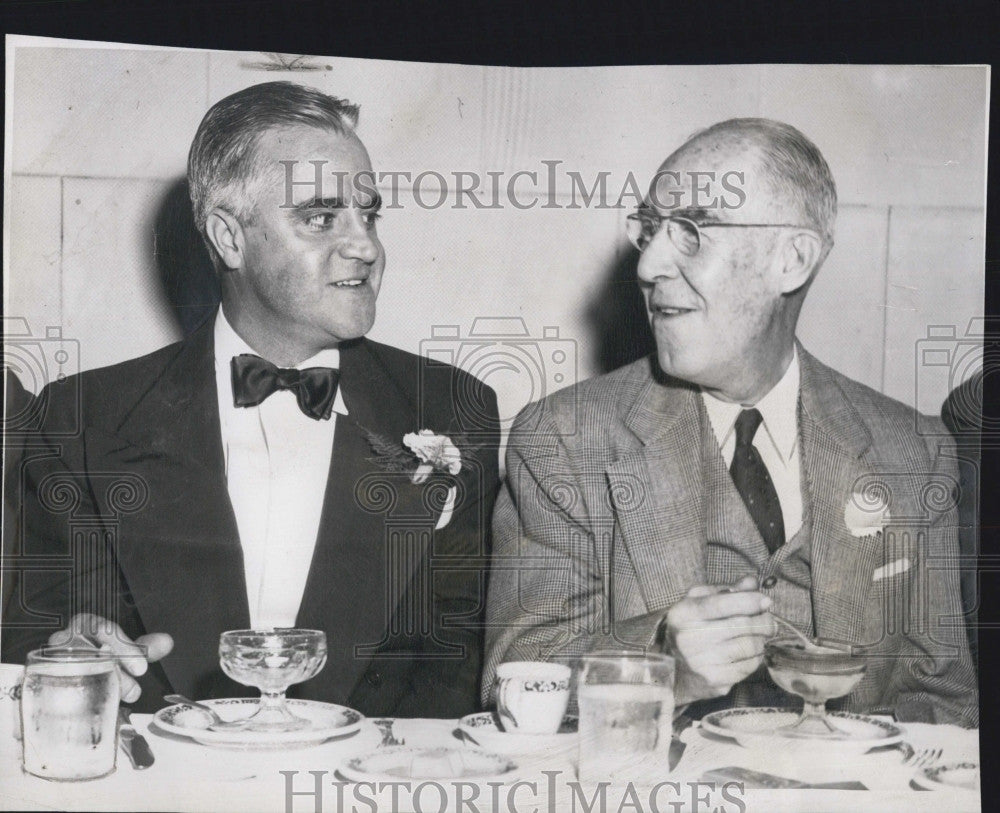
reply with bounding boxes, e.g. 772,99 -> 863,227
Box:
152,178 -> 221,336
584,247 -> 655,375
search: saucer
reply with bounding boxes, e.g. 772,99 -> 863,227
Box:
913,762 -> 980,792
153,697 -> 364,750
701,707 -> 903,754
457,711 -> 578,753
340,746 -> 519,782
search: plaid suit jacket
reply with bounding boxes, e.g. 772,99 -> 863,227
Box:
483,346 -> 978,726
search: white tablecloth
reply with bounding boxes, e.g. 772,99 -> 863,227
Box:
0,715 -> 981,812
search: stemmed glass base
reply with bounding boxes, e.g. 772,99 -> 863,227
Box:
242,691 -> 312,732
776,700 -> 851,739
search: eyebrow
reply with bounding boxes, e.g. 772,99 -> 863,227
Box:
292,196 -> 348,211
678,207 -> 722,223
292,192 -> 383,212
640,205 -> 720,222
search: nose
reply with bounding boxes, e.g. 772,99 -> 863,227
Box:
337,209 -> 381,264
636,230 -> 682,285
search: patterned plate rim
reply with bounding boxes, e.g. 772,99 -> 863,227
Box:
702,707 -> 903,743
915,762 -> 980,791
458,711 -> 578,735
341,746 -> 518,782
153,697 -> 365,743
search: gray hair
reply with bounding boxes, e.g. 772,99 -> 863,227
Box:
682,118 -> 837,249
187,81 -> 360,235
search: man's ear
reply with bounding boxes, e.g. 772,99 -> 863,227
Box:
777,230 -> 824,294
204,208 -> 245,271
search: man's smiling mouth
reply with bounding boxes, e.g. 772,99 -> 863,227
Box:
332,279 -> 366,288
652,305 -> 696,316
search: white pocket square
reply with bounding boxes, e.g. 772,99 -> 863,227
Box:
435,486 -> 458,531
872,557 -> 911,582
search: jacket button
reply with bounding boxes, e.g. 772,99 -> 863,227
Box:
365,671 -> 382,686
761,575 -> 778,589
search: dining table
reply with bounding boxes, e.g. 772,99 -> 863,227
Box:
0,711 -> 981,813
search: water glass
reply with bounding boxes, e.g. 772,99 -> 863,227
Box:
576,651 -> 676,784
21,648 -> 120,781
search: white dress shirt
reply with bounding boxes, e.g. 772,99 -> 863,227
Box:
214,310 -> 348,630
700,348 -> 803,541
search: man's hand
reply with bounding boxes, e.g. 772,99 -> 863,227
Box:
48,613 -> 174,703
662,576 -> 775,705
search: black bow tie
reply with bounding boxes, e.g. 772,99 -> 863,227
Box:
230,354 -> 340,420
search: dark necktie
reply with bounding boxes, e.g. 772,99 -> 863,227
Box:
730,408 -> 785,553
230,354 -> 340,421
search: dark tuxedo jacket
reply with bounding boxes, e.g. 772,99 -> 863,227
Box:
3,317 -> 500,717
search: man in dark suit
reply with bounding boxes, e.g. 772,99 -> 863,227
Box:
484,119 -> 977,725
2,367 -> 35,622
2,82 -> 500,718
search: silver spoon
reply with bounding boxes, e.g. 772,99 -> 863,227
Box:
163,694 -> 251,730
769,612 -> 825,652
718,583 -> 825,653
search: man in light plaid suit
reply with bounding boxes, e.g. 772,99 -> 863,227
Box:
484,119 -> 977,725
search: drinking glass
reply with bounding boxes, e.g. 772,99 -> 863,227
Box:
764,636 -> 867,738
218,629 -> 327,732
576,651 -> 676,784
21,648 -> 120,780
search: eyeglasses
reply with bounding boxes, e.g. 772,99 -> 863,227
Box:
625,211 -> 814,255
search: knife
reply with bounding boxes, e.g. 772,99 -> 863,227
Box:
670,712 -> 693,770
701,766 -> 867,790
118,706 -> 155,769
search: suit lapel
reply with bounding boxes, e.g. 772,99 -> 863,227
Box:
607,349 -> 886,643
295,340 -> 430,701
798,348 -> 881,644
606,364 -> 707,611
82,319 -> 249,698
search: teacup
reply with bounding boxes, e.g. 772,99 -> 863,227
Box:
0,663 -> 24,741
495,661 -> 571,735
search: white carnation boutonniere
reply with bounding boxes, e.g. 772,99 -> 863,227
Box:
844,490 -> 891,539
362,427 -> 471,531
403,430 -> 462,484
362,427 -> 464,484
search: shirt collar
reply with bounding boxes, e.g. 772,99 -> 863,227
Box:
700,347 -> 800,461
214,309 -> 348,416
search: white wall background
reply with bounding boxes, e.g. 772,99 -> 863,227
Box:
4,40 -> 988,438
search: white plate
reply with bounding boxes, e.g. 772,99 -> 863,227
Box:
340,746 -> 519,783
913,762 -> 980,792
701,707 -> 903,754
458,711 -> 577,753
153,697 -> 364,749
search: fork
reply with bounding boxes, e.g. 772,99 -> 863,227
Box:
903,747 -> 943,769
